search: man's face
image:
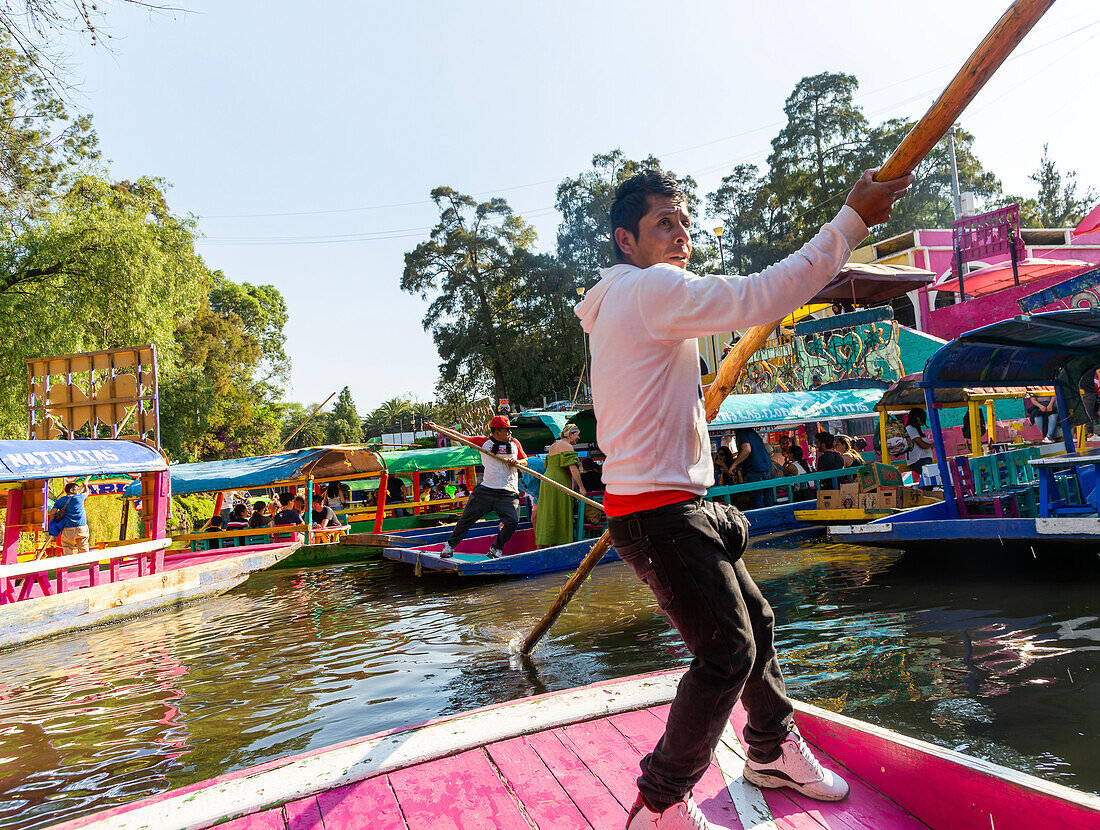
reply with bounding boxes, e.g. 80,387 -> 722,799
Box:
616,195 -> 692,269
491,427 -> 512,443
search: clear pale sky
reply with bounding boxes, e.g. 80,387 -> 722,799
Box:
59,0 -> 1100,413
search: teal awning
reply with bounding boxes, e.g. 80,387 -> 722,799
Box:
709,389 -> 882,431
379,445 -> 481,474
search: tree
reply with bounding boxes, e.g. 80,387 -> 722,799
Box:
281,402 -> 328,450
1004,144 -> 1096,229
160,273 -> 289,461
0,175 -> 209,438
0,32 -> 100,229
375,397 -> 412,434
326,386 -> 362,444
209,278 -> 289,385
555,149 -> 700,279
765,72 -> 869,236
402,187 -> 536,401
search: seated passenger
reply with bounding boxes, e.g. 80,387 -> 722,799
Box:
248,500 -> 272,528
201,512 -> 223,533
783,446 -> 814,502
311,501 -> 341,528
225,503 -> 250,531
272,493 -> 302,540
815,432 -> 847,490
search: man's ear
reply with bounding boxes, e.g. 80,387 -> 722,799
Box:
614,227 -> 635,261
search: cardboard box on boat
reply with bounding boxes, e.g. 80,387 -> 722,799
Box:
817,482 -> 859,510
857,462 -> 903,492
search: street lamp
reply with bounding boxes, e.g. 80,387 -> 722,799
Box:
713,222 -> 726,273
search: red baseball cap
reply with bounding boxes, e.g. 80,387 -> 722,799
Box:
490,415 -> 513,430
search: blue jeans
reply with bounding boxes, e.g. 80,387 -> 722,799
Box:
608,498 -> 794,810
741,470 -> 774,509
1036,412 -> 1057,440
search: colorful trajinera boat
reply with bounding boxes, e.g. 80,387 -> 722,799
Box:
831,309 -> 1100,558
49,669 -> 1100,829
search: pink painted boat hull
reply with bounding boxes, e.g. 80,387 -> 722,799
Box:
49,669 -> 1100,830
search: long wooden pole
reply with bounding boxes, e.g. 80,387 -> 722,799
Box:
425,421 -> 604,512
520,0 -> 1056,657
279,391 -> 337,450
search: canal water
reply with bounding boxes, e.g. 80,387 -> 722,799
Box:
0,534 -> 1097,829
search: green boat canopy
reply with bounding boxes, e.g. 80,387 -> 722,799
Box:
708,389 -> 882,431
378,445 -> 480,475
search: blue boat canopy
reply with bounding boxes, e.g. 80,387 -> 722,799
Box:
709,388 -> 882,431
0,439 -> 166,482
124,445 -> 384,497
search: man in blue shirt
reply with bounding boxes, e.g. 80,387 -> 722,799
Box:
731,428 -> 774,509
51,481 -> 90,556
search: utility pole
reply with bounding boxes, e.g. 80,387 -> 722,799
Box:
948,127 -> 963,221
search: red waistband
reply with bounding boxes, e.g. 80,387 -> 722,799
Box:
602,490 -> 696,517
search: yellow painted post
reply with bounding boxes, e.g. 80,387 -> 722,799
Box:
879,411 -> 889,463
968,402 -> 982,457
986,400 -> 996,448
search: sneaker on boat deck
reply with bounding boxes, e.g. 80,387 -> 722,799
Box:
743,730 -> 849,801
625,794 -> 711,829
439,543 -> 454,558
485,546 -> 503,559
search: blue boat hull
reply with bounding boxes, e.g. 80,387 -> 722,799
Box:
383,530 -> 617,577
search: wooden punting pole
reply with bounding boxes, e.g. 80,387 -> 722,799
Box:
520,0 -> 1057,657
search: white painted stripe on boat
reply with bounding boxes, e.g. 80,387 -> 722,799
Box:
57,671 -> 685,830
830,522 -> 892,535
1035,517 -> 1100,535
713,724 -> 778,830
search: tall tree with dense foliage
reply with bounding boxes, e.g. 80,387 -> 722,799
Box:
555,149 -> 701,279
0,175 -> 210,438
160,272 -> 288,461
326,386 -> 362,444
1004,144 -> 1096,229
402,186 -> 536,401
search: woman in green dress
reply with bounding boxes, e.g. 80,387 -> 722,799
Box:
536,423 -> 586,547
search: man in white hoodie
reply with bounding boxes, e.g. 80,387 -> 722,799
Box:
575,168 -> 911,830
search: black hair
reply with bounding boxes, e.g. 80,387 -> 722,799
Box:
907,408 -> 927,434
231,503 -> 248,520
326,482 -> 340,498
278,492 -> 293,507
610,170 -> 686,262
789,445 -> 805,462
815,431 -> 835,449
716,446 -> 735,463
252,500 -> 266,511
64,482 -> 79,494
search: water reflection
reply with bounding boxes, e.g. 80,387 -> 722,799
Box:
0,541 -> 1097,829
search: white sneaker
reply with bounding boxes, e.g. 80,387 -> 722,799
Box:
625,795 -> 711,829
743,730 -> 849,801
439,543 -> 454,558
485,546 -> 503,559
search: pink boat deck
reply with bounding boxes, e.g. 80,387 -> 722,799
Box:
212,704 -> 920,830
9,543 -> 290,603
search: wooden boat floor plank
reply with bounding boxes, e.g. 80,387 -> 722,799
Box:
281,796 -> 326,830
485,735 -> 593,830
524,728 -> 628,829
315,775 -> 407,830
725,704 -> 929,830
212,808 -> 287,830
387,747 -> 533,830
556,718 -> 647,811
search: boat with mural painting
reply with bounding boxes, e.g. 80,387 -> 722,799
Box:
48,667 -> 1100,830
831,308 -> 1100,559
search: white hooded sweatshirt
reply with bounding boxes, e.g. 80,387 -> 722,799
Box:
574,205 -> 868,498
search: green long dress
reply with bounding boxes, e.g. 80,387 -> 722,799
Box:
535,450 -> 580,547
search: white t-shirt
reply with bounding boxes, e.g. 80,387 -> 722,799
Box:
906,424 -> 934,464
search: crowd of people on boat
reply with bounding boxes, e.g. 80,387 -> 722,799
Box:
200,482 -> 347,538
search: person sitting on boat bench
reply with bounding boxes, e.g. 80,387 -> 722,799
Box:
311,500 -> 341,528
577,166 -> 910,829
272,493 -> 301,541
248,500 -> 271,528
437,415 -> 528,559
